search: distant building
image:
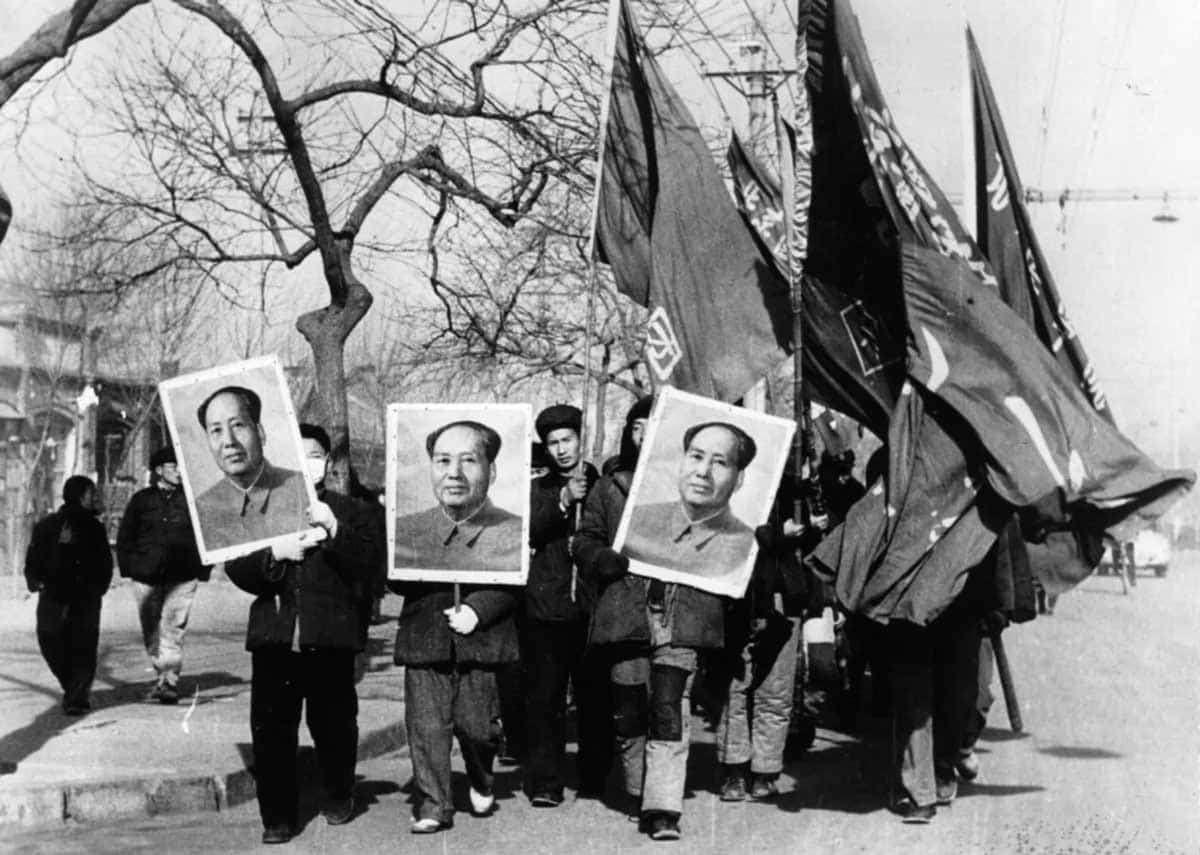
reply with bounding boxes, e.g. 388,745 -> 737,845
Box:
0,295 -> 161,579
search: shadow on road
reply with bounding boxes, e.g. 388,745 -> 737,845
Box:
1037,745 -> 1123,760
959,782 -> 1046,797
0,666 -> 246,776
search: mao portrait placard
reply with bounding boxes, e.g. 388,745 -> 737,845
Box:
387,402 -> 532,585
158,355 -> 319,566
613,387 -> 796,598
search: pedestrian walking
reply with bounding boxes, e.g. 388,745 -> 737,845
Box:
389,419 -> 521,834
522,404 -> 608,806
116,447 -> 207,704
24,475 -> 112,715
224,423 -> 379,844
578,395 -> 730,842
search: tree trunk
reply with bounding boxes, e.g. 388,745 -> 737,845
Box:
295,243 -> 373,495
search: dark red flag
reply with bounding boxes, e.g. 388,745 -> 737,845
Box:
727,130 -> 903,436
804,0 -> 1192,624
593,0 -> 790,401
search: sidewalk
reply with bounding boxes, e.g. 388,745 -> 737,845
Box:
0,578 -> 407,831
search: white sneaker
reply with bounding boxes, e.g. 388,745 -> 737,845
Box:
468,787 -> 495,817
410,817 -> 443,834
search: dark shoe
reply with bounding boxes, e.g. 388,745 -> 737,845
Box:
62,704 -> 87,716
749,773 -> 779,800
530,789 -> 563,808
323,797 -> 355,825
719,772 -> 747,802
644,811 -> 682,841
410,816 -> 453,834
145,683 -> 164,703
576,781 -> 606,800
158,683 -> 180,705
262,825 -> 292,844
898,801 -> 936,824
955,750 -> 980,782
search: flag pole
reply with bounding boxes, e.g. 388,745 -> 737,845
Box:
578,0 -> 624,454
570,0 -> 623,603
782,0 -> 815,527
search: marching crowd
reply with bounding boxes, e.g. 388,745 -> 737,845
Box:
23,394 -> 1033,845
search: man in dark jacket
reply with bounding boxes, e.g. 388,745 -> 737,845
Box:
24,475 -> 113,715
576,395 -> 731,842
522,404 -> 606,806
116,446 -> 206,704
224,424 -> 378,845
389,570 -> 519,832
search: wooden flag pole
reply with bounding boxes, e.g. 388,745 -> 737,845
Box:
990,628 -> 1024,733
778,0 -> 814,526
569,0 -> 622,603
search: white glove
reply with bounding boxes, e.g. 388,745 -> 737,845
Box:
271,534 -> 308,564
782,517 -> 806,538
307,500 -> 339,539
443,605 -> 480,635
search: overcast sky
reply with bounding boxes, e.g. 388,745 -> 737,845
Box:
2,0 -> 1197,480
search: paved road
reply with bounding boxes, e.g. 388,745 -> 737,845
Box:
3,556 -> 1198,854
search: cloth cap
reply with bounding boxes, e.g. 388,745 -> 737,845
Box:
149,447 -> 176,469
627,395 -> 654,424
535,404 -> 582,443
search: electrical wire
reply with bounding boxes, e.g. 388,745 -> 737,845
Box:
1035,0 -> 1069,187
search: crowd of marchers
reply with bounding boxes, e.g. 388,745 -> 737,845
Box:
23,393 -> 1034,845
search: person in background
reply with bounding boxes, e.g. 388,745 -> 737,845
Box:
224,423 -> 377,845
117,446 -> 207,704
24,476 -> 113,715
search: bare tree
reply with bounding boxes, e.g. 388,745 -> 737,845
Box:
2,0 -> 742,489
35,0 -> 612,489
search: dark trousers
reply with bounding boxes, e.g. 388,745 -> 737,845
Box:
497,659 -> 527,760
887,607 -> 982,806
36,593 -> 102,709
523,618 -> 612,796
250,648 -> 359,828
963,634 -> 995,751
405,664 -> 502,822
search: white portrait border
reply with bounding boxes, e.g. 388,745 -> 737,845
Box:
386,401 -> 532,586
158,354 -> 320,566
612,386 -> 797,599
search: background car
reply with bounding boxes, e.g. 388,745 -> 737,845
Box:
1132,528 -> 1171,577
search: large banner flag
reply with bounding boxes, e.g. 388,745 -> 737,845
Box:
968,27 -> 1116,592
593,0 -> 790,401
903,243 -> 1192,537
968,28 -> 1108,417
802,0 -> 1192,624
728,130 -> 902,436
